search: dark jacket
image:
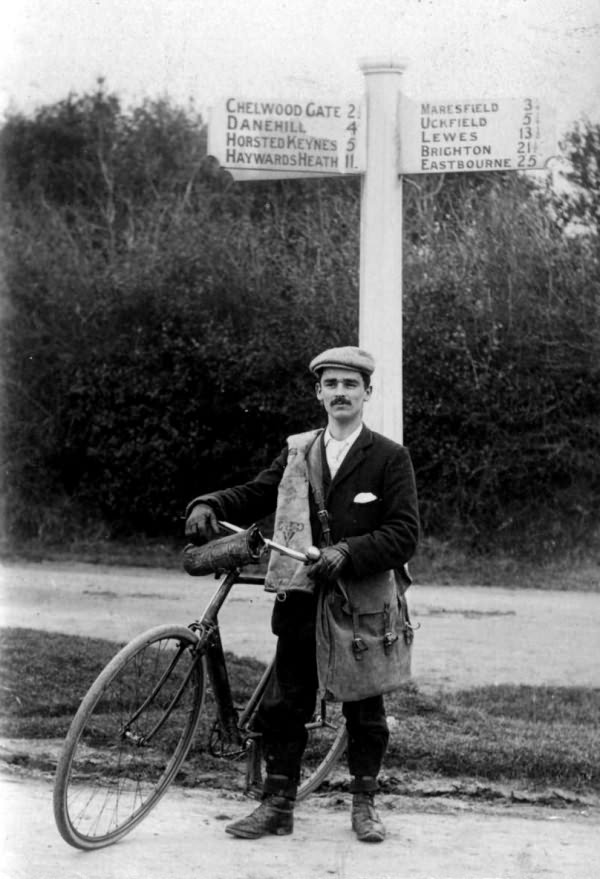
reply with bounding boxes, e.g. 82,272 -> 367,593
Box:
188,425 -> 419,633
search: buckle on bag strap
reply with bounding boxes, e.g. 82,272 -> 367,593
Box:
351,608 -> 369,661
352,636 -> 369,660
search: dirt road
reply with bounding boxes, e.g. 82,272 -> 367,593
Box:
2,771 -> 598,879
1,560 -> 600,879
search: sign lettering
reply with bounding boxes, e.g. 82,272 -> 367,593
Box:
209,97 -> 366,180
398,97 -> 557,174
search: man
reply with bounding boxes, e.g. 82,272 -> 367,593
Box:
185,346 -> 419,842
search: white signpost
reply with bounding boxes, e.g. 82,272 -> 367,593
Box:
208,60 -> 557,443
209,96 -> 366,180
398,96 -> 557,175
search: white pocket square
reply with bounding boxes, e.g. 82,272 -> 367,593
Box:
353,492 -> 378,503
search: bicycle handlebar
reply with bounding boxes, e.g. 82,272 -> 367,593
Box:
218,520 -> 321,564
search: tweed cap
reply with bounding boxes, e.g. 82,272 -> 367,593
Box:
309,346 -> 376,377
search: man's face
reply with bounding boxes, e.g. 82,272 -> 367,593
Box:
315,367 -> 371,423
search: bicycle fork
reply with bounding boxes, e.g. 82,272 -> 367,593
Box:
201,624 -> 274,796
203,626 -> 247,756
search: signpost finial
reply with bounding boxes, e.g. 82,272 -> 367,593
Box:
359,57 -> 409,76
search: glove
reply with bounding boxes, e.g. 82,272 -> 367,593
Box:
185,503 -> 219,544
307,542 -> 350,584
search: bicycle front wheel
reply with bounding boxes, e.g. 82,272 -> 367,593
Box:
53,624 -> 205,850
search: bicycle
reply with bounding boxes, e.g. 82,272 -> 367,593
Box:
53,522 -> 348,850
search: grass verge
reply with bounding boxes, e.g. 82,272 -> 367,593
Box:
1,627 -> 599,798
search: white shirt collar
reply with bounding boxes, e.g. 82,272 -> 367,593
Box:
323,424 -> 363,477
323,423 -> 363,449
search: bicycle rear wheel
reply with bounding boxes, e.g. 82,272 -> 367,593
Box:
297,701 -> 347,800
53,624 -> 205,850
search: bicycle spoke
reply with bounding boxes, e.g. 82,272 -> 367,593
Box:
55,626 -> 205,848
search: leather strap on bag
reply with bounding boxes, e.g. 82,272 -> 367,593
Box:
351,607 -> 368,660
306,433 -> 332,548
382,601 -> 399,653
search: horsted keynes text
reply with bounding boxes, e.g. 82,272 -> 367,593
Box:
209,97 -> 366,179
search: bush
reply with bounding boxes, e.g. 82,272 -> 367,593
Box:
403,172 -> 600,549
1,90 -> 599,554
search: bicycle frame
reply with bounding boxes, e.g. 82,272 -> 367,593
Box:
189,567 -> 273,766
181,527 -> 341,797
53,529 -> 349,850
187,563 -> 344,798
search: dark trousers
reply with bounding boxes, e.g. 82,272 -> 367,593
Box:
254,609 -> 389,791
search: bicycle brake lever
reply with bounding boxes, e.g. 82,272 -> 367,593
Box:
264,536 -> 320,563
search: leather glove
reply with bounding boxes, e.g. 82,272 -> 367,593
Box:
185,503 -> 219,544
307,542 -> 350,584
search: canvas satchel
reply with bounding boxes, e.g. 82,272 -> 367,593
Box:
316,571 -> 414,702
306,440 -> 415,702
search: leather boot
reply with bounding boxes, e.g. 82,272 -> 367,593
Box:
351,792 -> 386,843
225,795 -> 294,839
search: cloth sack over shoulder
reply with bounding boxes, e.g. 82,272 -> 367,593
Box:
316,569 -> 414,703
264,429 -> 322,596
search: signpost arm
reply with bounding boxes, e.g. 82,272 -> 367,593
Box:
359,58 -> 407,444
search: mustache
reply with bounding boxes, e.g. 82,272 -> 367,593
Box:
332,396 -> 351,405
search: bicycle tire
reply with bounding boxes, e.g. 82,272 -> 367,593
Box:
53,624 -> 205,850
297,702 -> 348,800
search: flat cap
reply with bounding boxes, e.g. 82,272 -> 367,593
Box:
309,346 -> 376,376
